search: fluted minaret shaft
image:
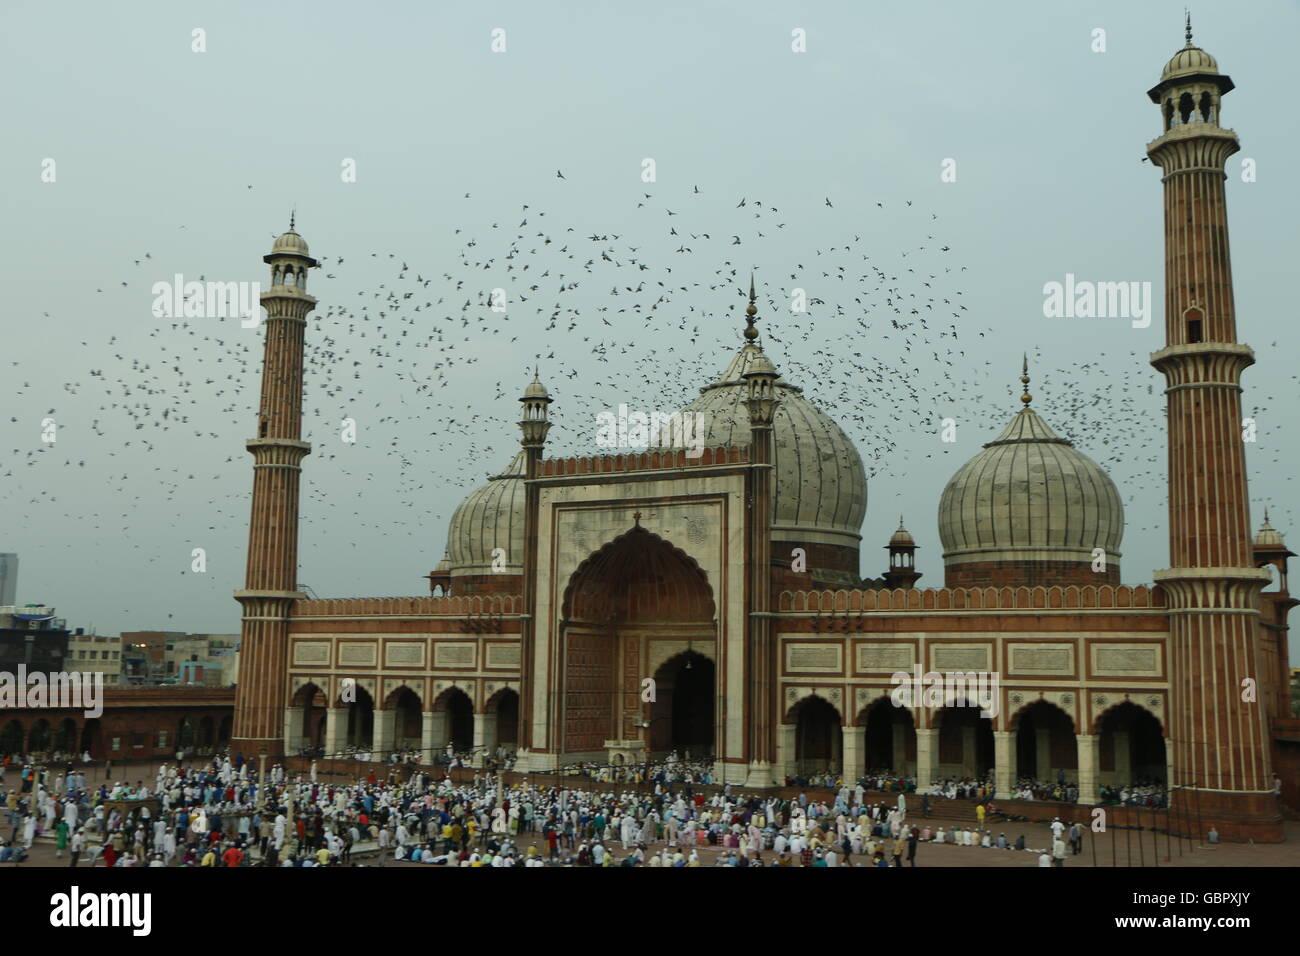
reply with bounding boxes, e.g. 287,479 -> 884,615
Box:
231,228 -> 318,754
1146,37 -> 1278,836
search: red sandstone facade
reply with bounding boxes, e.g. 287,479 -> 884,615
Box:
226,32 -> 1293,844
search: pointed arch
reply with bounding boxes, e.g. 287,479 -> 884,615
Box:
562,526 -> 715,624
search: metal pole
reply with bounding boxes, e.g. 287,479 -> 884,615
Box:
1193,776 -> 1205,846
1137,804 -> 1146,867
1168,784 -> 1178,854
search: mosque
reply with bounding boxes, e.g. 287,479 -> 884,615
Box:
230,29 -> 1295,841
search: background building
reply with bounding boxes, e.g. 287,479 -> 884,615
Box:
119,631 -> 239,686
0,554 -> 17,606
0,604 -> 69,672
66,630 -> 124,686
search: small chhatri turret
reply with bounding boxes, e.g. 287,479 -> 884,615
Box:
883,517 -> 921,590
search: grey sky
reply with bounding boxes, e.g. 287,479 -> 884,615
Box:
3,1 -> 1297,659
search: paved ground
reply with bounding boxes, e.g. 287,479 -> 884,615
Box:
8,758 -> 1298,867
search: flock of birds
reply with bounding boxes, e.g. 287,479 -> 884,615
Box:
3,179 -> 1294,626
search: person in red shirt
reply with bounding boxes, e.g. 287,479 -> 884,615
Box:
221,844 -> 244,867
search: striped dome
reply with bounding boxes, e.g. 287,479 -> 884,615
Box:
445,451 -> 525,575
1161,44 -> 1219,83
679,343 -> 867,548
270,229 -> 311,257
938,406 -> 1123,568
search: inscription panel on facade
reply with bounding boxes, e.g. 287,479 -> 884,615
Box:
931,645 -> 991,672
856,644 -> 916,672
292,642 -> 330,666
486,643 -> 521,669
786,644 -> 842,673
338,643 -> 377,667
434,642 -> 476,668
1092,645 -> 1161,677
1009,644 -> 1073,675
384,642 -> 425,667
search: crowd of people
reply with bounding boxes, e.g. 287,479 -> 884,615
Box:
1012,778 -> 1080,803
560,754 -> 715,787
0,751 -> 997,867
0,747 -> 1153,867
1099,782 -> 1168,808
924,775 -> 994,800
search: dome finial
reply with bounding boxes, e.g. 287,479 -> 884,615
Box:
1184,9 -> 1193,46
743,271 -> 759,341
1020,353 -> 1032,406
289,207 -> 296,232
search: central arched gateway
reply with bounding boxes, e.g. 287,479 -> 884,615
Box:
649,651 -> 715,756
559,525 -> 716,762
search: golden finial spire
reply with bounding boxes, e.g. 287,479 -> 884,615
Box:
1020,353 -> 1032,406
743,271 -> 759,341
1184,9 -> 1193,46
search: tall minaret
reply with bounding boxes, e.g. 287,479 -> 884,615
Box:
230,221 -> 318,757
740,277 -> 781,787
1146,22 -> 1280,840
517,368 -> 552,764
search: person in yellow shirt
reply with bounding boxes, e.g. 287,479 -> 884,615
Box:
200,847 -> 217,867
316,845 -> 331,866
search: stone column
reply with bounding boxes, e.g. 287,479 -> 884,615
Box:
1113,731 -> 1130,782
283,706 -> 303,754
842,727 -> 864,784
428,712 -> 449,752
324,707 -> 346,756
915,728 -> 938,790
1076,734 -> 1100,805
373,709 -> 396,762
420,712 -> 436,764
778,725 -> 797,781
472,713 -> 498,767
993,731 -> 1015,799
1036,727 -> 1052,781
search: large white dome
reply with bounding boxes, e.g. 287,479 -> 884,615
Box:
938,405 -> 1123,568
679,343 -> 868,550
445,451 -> 525,575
